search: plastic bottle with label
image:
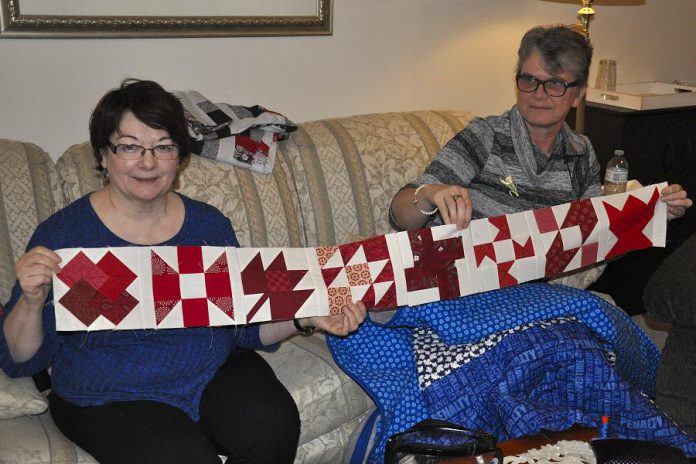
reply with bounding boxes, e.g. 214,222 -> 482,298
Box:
604,149 -> 629,195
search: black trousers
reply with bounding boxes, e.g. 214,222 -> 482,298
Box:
49,349 -> 301,464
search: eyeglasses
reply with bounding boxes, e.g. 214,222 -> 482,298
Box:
516,74 -> 579,97
107,142 -> 180,161
385,420 -> 503,464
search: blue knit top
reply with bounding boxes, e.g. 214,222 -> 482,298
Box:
0,193 -> 268,421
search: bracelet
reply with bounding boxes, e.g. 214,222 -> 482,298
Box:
293,318 -> 316,336
413,184 -> 439,216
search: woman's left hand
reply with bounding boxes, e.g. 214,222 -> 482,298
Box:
304,300 -> 367,337
661,184 -> 692,220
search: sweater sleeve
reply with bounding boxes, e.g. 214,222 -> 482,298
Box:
0,224 -> 61,377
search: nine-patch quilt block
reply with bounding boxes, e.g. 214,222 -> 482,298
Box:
53,184 -> 667,331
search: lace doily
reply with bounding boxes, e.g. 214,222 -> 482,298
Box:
504,440 -> 595,464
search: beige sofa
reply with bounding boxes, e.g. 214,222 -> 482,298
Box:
0,110 -> 477,464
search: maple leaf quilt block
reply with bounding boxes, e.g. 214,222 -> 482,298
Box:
235,247 -> 328,324
315,235 -> 397,315
594,183 -> 667,260
149,246 -> 237,329
55,248 -> 141,331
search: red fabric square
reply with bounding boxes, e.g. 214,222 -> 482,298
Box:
205,272 -> 232,298
58,279 -> 104,326
57,251 -> 108,288
100,290 -> 138,325
266,270 -> 291,291
96,251 -> 137,301
182,298 -> 209,327
178,246 -> 204,274
153,274 -> 181,301
533,208 -> 559,233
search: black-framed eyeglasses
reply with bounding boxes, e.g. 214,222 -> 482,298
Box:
385,420 -> 504,464
516,74 -> 579,97
107,142 -> 180,161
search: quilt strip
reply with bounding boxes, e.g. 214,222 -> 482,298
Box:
52,184 -> 667,331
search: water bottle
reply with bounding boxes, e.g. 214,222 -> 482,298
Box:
604,150 -> 628,195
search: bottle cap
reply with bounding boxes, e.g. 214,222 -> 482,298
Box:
614,150 -> 624,156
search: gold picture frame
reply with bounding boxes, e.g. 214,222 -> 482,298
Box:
0,0 -> 332,38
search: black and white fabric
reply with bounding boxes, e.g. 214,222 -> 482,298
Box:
414,315 -> 616,390
174,90 -> 297,174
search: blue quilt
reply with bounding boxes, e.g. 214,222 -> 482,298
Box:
328,283 -> 696,463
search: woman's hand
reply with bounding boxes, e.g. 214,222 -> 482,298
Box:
302,300 -> 367,337
15,246 -> 61,310
423,184 -> 473,229
661,184 -> 692,220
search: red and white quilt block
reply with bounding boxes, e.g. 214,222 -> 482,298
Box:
234,247 -> 328,324
389,225 -> 467,307
52,184 -> 667,331
55,247 -> 141,331
314,234 -> 397,315
149,246 -> 237,329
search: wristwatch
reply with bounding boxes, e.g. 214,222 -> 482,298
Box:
293,318 -> 316,336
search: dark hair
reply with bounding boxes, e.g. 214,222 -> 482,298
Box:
516,25 -> 593,87
89,79 -> 189,168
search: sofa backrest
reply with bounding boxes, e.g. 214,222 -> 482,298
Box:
56,142 -> 306,249
280,110 -> 475,246
56,110 -> 475,251
0,140 -> 65,304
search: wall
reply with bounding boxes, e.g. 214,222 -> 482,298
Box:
1,0 -> 695,160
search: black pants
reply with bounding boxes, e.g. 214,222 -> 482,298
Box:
49,349 -> 300,464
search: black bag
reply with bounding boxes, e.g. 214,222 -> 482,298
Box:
385,419 -> 503,463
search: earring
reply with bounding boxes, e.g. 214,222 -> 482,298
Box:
102,168 -> 110,185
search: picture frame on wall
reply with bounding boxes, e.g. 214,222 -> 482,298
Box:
0,0 -> 332,38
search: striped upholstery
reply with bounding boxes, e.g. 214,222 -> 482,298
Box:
0,139 -> 64,304
282,110 -> 475,247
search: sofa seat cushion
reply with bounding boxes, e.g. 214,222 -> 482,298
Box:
260,335 -> 373,447
0,411 -> 98,464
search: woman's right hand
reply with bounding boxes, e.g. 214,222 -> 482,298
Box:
422,184 -> 473,229
15,246 -> 61,310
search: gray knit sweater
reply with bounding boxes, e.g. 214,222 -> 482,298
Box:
409,105 -> 602,226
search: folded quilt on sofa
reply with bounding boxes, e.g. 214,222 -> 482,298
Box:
174,90 -> 296,174
328,283 -> 696,463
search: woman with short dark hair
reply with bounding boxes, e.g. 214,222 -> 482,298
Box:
0,78 -> 366,464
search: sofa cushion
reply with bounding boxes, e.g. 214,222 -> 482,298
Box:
282,110 -> 475,247
0,411 -> 98,464
0,370 -> 48,420
55,143 -> 305,248
260,335 -> 373,451
0,139 -> 64,304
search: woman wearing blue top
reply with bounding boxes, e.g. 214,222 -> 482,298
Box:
0,79 -> 366,464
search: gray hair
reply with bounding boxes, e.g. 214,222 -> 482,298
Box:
516,25 -> 593,86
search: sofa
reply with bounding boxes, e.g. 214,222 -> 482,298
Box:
1,106 -> 682,464
0,109 -> 478,464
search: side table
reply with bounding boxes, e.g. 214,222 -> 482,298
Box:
568,102 -> 696,314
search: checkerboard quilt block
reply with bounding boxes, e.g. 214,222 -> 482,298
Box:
51,184 -> 668,331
